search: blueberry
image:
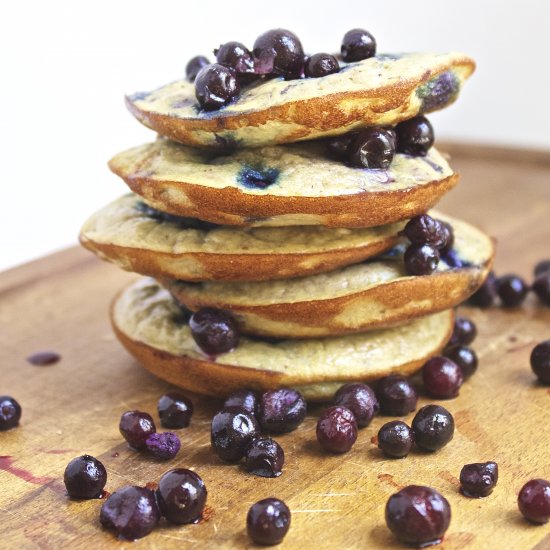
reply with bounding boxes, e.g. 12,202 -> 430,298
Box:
412,404 -> 454,452
469,271 -> 497,308
64,455 -> 107,499
189,307 -> 240,355
259,388 -> 307,434
304,53 -> 339,78
156,468 -> 207,524
157,392 -> 193,429
215,41 -> 255,74
460,461 -> 498,497
333,383 -> 379,428
518,479 -> 550,524
403,214 -> 447,248
396,116 -> 434,156
348,127 -> 395,169
211,407 -> 260,462
377,421 -> 413,458
533,275 -> 550,305
404,243 -> 440,275
385,485 -> 451,546
419,71 -> 460,113
448,316 -> 477,348
341,28 -> 376,62
326,133 -> 355,161
224,388 -> 258,416
444,345 -> 478,379
253,29 -> 304,78
195,63 -> 240,111
145,432 -> 181,460
439,221 -> 455,254
247,498 -> 291,545
100,486 -> 160,540
0,395 -> 21,430
422,356 -> 464,399
245,437 -> 284,478
376,376 -> 418,416
535,260 -> 550,277
531,340 -> 550,384
316,406 -> 358,454
119,411 -> 156,450
496,274 -> 529,307
186,55 -> 209,82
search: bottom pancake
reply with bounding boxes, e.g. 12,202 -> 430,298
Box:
112,278 -> 454,400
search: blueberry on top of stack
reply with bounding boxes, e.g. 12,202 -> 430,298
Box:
81,28 -> 493,401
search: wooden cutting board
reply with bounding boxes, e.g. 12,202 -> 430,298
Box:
1,144 -> 550,549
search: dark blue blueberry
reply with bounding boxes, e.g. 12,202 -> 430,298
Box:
404,243 -> 440,275
444,346 -> 478,379
316,406 -> 358,453
304,53 -> 340,78
195,63 -> 240,111
518,479 -> 550,524
215,42 -> 255,73
119,411 -> 156,450
341,29 -> 376,62
497,274 -> 529,307
190,308 -> 240,355
259,388 -> 307,434
158,392 -> 193,428
253,29 -> 304,78
237,165 -> 280,189
441,249 -> 472,269
418,71 -> 460,113
348,127 -> 395,169
396,116 -> 434,157
333,383 -> 379,428
247,498 -> 291,545
412,405 -> 454,452
224,388 -> 258,416
135,201 -> 220,231
0,396 -> 21,430
376,375 -> 418,416
460,461 -> 498,497
377,421 -> 413,458
533,274 -> 550,305
531,340 -> 550,384
245,437 -> 285,477
145,432 -> 181,460
469,271 -> 497,307
186,55 -> 210,82
64,455 -> 107,499
211,407 -> 260,462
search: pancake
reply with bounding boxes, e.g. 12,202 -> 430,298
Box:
126,52 -> 474,148
111,278 -> 454,400
166,213 -> 494,338
80,194 -> 404,281
109,140 -> 457,228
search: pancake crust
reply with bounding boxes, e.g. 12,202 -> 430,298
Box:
80,194 -> 404,281
126,52 -> 475,148
109,140 -> 457,228
167,213 -> 494,337
112,278 -> 454,400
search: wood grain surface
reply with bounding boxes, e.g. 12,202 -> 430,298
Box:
1,145 -> 550,549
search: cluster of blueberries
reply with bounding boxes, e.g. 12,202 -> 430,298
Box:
471,259 -> 550,309
187,28 -> 377,111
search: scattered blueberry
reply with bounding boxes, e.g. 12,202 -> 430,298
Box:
333,383 -> 379,428
195,63 -> 240,111
341,28 -> 376,62
145,432 -> 181,460
156,468 -> 207,524
518,479 -> 550,524
460,461 -> 498,497
64,455 -> 107,499
444,345 -> 478,379
448,316 -> 477,348
469,271 -> 497,308
253,29 -> 304,78
304,53 -> 339,78
186,55 -> 210,82
247,498 -> 291,545
316,406 -> 358,454
100,486 -> 160,540
404,243 -> 440,275
259,388 -> 307,434
215,41 -> 255,74
534,260 -> 550,277
497,274 -> 529,307
422,356 -> 464,399
245,437 -> 284,478
0,395 -> 21,430
211,407 -> 260,462
412,404 -> 454,452
326,133 -> 355,161
385,485 -> 451,546
376,375 -> 418,416
377,421 -> 413,458
533,274 -> 550,305
396,116 -> 434,156
348,127 -> 395,169
157,392 -> 193,429
531,340 -> 550,384
224,388 -> 259,416
119,411 -> 156,450
189,307 -> 240,355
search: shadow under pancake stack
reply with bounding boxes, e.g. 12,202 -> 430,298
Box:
80,31 -> 493,401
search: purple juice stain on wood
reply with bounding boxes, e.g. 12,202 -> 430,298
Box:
26,351 -> 61,366
0,456 -> 53,485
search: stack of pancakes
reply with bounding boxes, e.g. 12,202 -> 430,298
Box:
80,51 -> 493,401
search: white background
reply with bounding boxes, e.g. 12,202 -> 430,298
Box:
2,0 -> 549,271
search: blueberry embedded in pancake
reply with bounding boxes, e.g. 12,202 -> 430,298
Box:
166,213 -> 494,338
126,52 -> 474,148
111,278 -> 455,400
79,194 -> 405,281
108,139 -> 457,228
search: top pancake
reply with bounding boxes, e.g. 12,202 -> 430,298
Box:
126,52 -> 475,148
